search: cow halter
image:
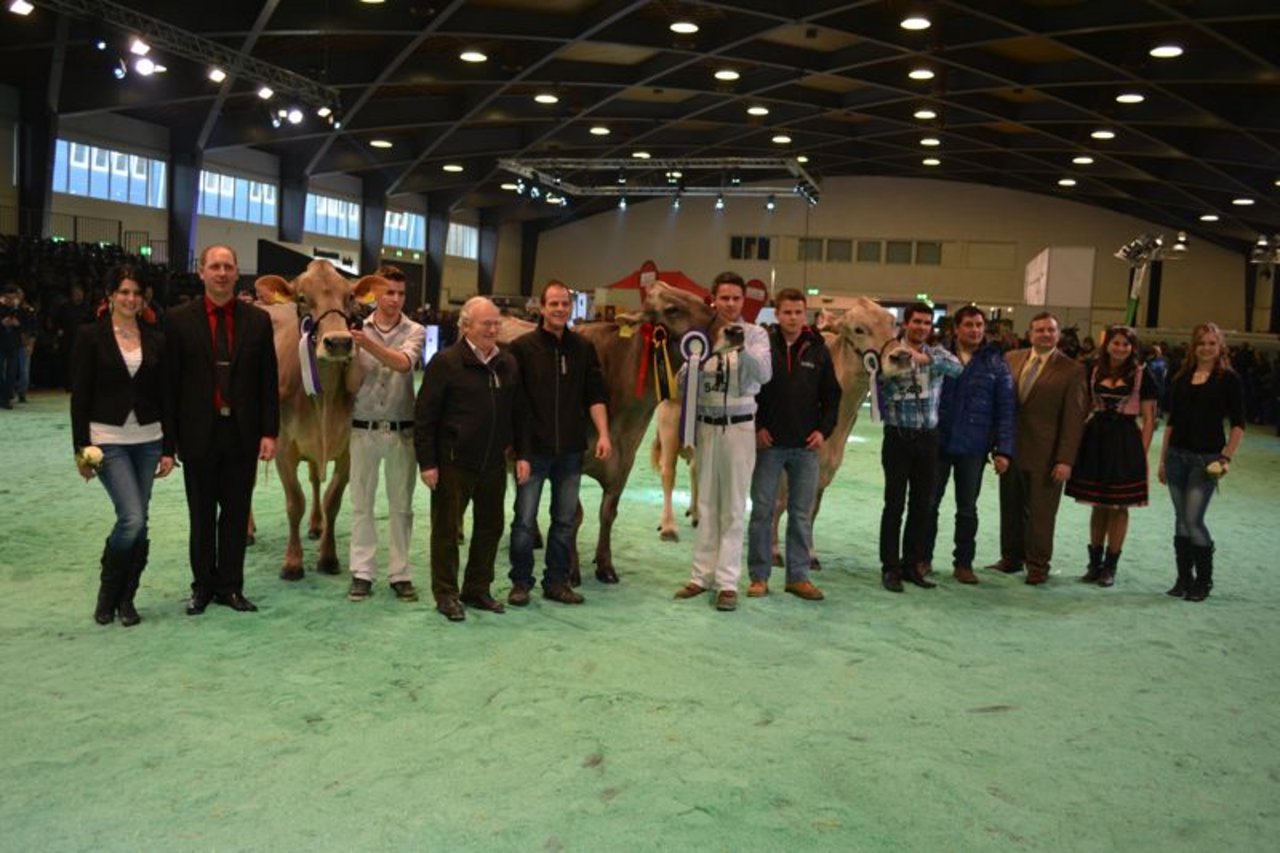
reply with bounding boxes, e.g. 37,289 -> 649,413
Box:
297,309 -> 360,397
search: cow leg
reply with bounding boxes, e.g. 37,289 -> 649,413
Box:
658,450 -> 679,542
569,500 -> 584,588
277,445 -> 307,581
594,490 -> 621,584
307,460 -> 323,540
315,454 -> 348,575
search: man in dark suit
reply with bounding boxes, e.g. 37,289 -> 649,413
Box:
165,245 -> 279,614
990,312 -> 1088,585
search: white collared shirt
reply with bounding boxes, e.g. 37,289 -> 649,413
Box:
352,314 -> 425,421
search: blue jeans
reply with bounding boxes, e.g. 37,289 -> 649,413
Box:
924,452 -> 987,568
747,446 -> 820,583
97,440 -> 163,552
508,451 -> 583,590
1165,447 -> 1218,547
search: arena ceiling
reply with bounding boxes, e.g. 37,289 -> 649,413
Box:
2,0 -> 1279,251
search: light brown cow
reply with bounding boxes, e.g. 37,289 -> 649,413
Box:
499,281 -> 713,582
255,260 -> 385,580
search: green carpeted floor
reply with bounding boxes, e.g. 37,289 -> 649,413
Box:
2,390 -> 1278,851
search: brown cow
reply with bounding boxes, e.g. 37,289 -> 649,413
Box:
255,261 -> 386,580
500,281 -> 713,582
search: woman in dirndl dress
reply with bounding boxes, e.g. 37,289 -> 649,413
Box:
1065,325 -> 1157,587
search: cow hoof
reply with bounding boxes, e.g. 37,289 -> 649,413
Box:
307,529 -> 321,541
315,558 -> 341,575
659,529 -> 679,542
595,567 -> 619,584
811,557 -> 823,572
691,519 -> 699,528
280,567 -> 305,582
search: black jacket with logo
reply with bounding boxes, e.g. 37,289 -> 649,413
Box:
414,338 -> 520,473
509,323 -> 608,458
754,326 -> 842,447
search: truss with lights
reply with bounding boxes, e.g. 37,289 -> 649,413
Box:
1114,231 -> 1190,325
29,0 -> 339,112
498,157 -> 820,205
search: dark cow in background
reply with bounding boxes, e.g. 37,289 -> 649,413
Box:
255,261 -> 386,580
500,281 -> 713,582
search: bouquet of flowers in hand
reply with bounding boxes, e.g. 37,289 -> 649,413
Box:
1205,458 -> 1229,479
77,446 -> 104,472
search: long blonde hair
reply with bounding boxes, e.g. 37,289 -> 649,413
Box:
1173,322 -> 1232,381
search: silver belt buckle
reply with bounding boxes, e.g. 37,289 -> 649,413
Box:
379,420 -> 393,434
219,406 -> 232,417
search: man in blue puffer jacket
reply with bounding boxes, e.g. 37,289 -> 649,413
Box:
923,305 -> 1016,584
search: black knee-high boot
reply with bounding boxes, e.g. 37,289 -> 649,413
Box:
1187,544 -> 1214,602
1097,550 -> 1121,588
94,540 -> 129,625
1168,536 -> 1193,597
1080,544 -> 1104,582
117,538 -> 149,627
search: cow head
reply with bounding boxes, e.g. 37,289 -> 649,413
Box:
256,260 -> 386,362
826,297 -> 911,376
641,281 -> 714,338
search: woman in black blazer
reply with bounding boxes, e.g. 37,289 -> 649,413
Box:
70,266 -> 175,626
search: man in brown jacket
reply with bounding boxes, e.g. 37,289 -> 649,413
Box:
990,312 -> 1088,585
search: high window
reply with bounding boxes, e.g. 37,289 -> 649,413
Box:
384,210 -> 426,251
198,169 -> 278,226
446,222 -> 479,259
305,192 -> 361,240
51,139 -> 166,209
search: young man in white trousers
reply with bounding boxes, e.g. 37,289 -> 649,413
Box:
346,266 -> 426,602
674,272 -> 772,612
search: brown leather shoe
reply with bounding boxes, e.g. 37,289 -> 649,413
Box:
747,579 -> 769,597
715,590 -> 738,611
674,583 -> 707,599
986,558 -> 1024,574
952,566 -> 979,585
784,580 -> 824,600
460,594 -> 506,613
1025,567 -> 1050,586
507,585 -> 532,607
543,584 -> 585,605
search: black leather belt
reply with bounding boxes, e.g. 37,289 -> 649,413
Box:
697,414 -> 753,426
352,419 -> 414,431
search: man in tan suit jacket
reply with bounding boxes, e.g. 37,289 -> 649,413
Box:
991,312 -> 1088,585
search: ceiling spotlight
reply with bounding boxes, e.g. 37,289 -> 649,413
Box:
529,184 -> 542,200
442,164 -> 464,172
112,59 -> 127,80
670,170 -> 683,179
796,155 -> 809,164
134,57 -> 155,76
9,1 -> 35,15
922,157 -> 941,166
515,179 -> 526,195
900,15 -> 931,31
632,151 -> 651,159
1257,234 -> 1271,247
534,93 -> 559,104
95,40 -> 107,51
1116,92 -> 1145,104
920,137 -> 940,147
270,115 -> 282,129
370,139 -> 393,149
257,85 -> 274,100
765,195 -> 776,211
500,182 -> 518,191
1232,198 -> 1255,206
715,194 -> 725,211
316,105 -> 332,118
671,195 -> 681,210
460,50 -> 487,63
277,109 -> 289,118
1150,44 -> 1183,59
1199,213 -> 1219,222
772,134 -> 792,144
730,173 -> 741,185
287,108 -> 303,125
747,105 -> 769,116
909,68 -> 935,81
1058,178 -> 1078,187
589,126 -> 610,136
616,171 -> 626,185
1173,231 -> 1190,251
208,67 -> 227,83
129,37 -> 150,56
1091,129 -> 1116,140
913,108 -> 937,120
670,21 -> 698,34
618,196 -> 628,210
1072,155 -> 1095,165
714,69 -> 740,82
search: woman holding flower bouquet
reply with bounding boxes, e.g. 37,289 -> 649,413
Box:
1157,323 -> 1245,601
70,266 -> 175,626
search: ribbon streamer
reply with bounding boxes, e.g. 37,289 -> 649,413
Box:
634,323 -> 655,399
678,329 -> 710,449
651,327 -> 677,402
299,316 -> 322,397
862,350 -> 882,424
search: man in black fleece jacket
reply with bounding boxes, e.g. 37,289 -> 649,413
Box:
414,296 -> 521,622
507,281 -> 612,606
745,288 -> 842,600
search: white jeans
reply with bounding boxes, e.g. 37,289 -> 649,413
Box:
348,428 -> 417,583
690,420 -> 756,591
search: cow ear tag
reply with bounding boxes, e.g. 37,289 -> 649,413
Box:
618,324 -> 635,339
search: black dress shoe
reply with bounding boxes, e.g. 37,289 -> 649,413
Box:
905,565 -> 937,589
186,590 -> 214,615
881,571 -> 904,593
215,592 -> 259,612
460,594 -> 506,614
436,598 -> 466,622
